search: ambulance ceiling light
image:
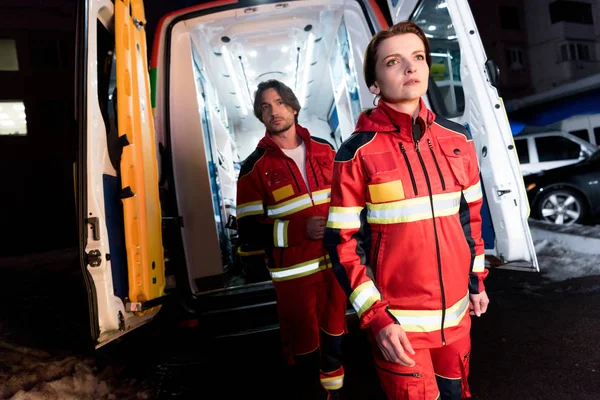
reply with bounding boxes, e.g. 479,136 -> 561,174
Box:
437,1 -> 448,9
297,32 -> 315,108
428,25 -> 437,31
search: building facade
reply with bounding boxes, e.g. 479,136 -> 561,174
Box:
0,1 -> 78,256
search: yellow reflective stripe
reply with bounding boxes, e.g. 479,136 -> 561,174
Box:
237,200 -> 263,219
327,206 -> 363,229
366,192 -> 461,224
463,181 -> 483,203
321,374 -> 344,390
312,188 -> 332,206
472,253 -> 485,272
349,281 -> 381,318
267,194 -> 312,218
269,257 -> 331,281
388,292 -> 469,332
273,219 -> 289,248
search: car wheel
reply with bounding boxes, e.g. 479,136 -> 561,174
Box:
535,189 -> 587,225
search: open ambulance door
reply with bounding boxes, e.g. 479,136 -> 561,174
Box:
76,0 -> 166,348
384,0 -> 538,271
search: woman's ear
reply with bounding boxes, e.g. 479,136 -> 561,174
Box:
369,84 -> 380,96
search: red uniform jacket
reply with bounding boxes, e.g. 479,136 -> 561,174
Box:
236,124 -> 336,287
324,100 -> 488,348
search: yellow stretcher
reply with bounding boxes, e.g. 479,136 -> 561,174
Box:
115,0 -> 165,314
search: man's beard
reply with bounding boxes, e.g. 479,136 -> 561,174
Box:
269,119 -> 294,134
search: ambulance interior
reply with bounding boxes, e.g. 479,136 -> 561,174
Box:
160,0 -> 465,294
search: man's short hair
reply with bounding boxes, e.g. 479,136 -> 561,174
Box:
253,80 -> 301,123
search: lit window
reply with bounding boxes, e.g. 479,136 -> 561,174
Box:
0,101 -> 27,136
0,39 -> 19,71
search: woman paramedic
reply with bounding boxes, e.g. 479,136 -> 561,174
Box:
324,21 -> 489,400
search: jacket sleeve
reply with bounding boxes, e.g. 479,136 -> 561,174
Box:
459,141 -> 489,294
323,138 -> 396,337
236,165 -> 306,251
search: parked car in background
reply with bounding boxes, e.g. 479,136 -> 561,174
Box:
514,129 -> 596,176
547,114 -> 600,147
524,149 -> 600,225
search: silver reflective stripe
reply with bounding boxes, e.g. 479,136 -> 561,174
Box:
267,196 -> 312,218
328,211 -> 361,223
276,221 -> 286,247
352,284 -> 381,315
321,376 -> 344,389
392,294 -> 469,330
237,203 -> 263,219
472,254 -> 485,272
367,195 -> 461,222
312,189 -> 331,203
463,181 -> 483,203
270,261 -> 320,279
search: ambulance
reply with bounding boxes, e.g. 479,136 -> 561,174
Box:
76,0 -> 539,347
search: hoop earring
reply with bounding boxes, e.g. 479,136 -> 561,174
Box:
372,95 -> 380,107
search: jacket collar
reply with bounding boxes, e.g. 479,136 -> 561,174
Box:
257,123 -> 312,156
354,98 -> 434,143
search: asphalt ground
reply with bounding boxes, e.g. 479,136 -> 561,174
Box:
2,249 -> 600,399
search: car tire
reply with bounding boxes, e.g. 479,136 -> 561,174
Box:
534,189 -> 588,225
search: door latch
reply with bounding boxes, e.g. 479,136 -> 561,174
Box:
87,249 -> 102,267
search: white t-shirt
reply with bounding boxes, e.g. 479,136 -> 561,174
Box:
282,140 -> 309,189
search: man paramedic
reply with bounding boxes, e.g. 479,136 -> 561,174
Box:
235,80 -> 347,399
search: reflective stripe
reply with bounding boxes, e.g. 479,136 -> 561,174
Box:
312,188 -> 332,206
269,257 -> 331,281
327,206 -> 363,229
273,219 -> 289,248
349,281 -> 381,318
321,375 -> 344,390
463,181 -> 483,203
267,190 -> 331,219
389,292 -> 470,332
472,253 -> 485,272
236,200 -> 263,219
267,194 -> 312,218
367,192 -> 461,224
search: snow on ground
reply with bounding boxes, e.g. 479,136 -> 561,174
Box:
0,331 -> 153,400
535,239 -> 600,282
0,248 -> 153,400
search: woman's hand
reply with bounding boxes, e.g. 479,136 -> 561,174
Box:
376,324 -> 416,366
469,291 -> 489,317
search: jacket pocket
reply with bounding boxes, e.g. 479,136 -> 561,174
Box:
437,136 -> 470,186
361,152 -> 398,178
314,155 -> 333,185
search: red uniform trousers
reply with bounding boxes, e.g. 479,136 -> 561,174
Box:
275,268 -> 347,391
372,332 -> 472,400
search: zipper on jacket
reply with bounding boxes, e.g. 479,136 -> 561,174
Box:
427,139 -> 446,191
399,143 -> 418,196
373,232 -> 382,275
415,140 -> 447,346
286,162 -> 302,192
308,158 -> 320,188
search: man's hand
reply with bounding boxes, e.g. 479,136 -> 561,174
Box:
469,290 -> 489,317
376,324 -> 416,366
306,216 -> 326,240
